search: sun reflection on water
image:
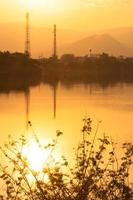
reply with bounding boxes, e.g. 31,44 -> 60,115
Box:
22,142 -> 50,172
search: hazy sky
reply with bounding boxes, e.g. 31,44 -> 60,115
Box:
0,0 -> 133,31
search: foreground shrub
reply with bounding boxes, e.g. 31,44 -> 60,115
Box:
0,119 -> 133,200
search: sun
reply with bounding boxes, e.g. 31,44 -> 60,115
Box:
20,0 -> 44,10
19,0 -> 66,12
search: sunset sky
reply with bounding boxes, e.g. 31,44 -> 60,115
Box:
0,0 -> 133,31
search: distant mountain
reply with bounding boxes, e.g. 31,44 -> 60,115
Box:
60,34 -> 131,57
0,23 -> 133,57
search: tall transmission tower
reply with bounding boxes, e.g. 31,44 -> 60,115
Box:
25,12 -> 30,57
53,24 -> 57,59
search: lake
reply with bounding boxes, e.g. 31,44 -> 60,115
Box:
0,82 -> 133,160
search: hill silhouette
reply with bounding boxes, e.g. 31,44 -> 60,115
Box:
60,34 -> 131,56
0,23 -> 133,57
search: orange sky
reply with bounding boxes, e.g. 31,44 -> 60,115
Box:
0,0 -> 133,31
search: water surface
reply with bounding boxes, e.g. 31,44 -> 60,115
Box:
0,82 -> 133,158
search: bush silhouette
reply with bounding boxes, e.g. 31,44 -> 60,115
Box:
0,119 -> 133,200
